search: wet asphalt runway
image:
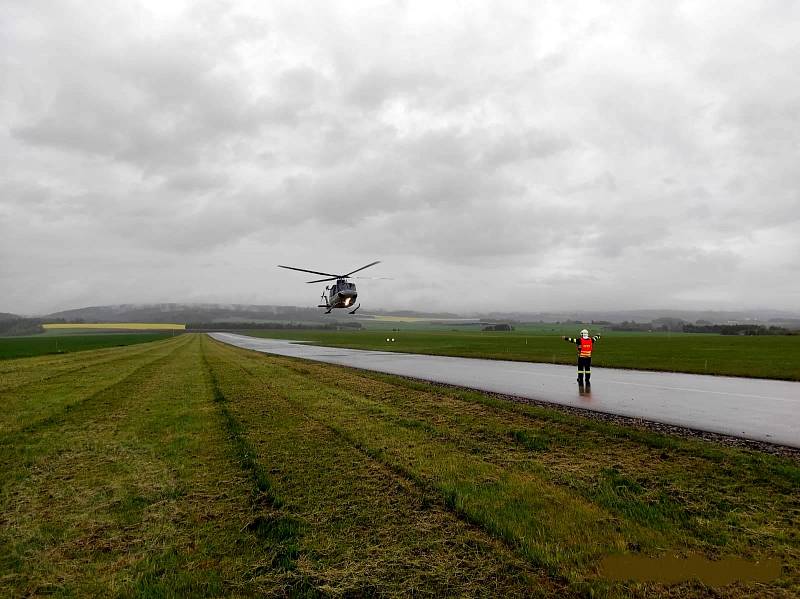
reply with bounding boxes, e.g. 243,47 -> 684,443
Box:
210,333 -> 800,448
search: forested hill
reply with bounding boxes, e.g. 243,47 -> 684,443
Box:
41,304 -> 464,324
44,304 -> 333,324
0,314 -> 43,336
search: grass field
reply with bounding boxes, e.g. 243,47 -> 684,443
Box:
1,334 -> 797,597
241,329 -> 800,380
0,333 -> 178,360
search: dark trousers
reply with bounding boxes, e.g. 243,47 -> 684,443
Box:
577,356 -> 592,384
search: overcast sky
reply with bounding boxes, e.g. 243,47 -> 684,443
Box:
2,1 -> 799,315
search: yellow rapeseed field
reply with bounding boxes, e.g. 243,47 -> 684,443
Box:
43,323 -> 185,331
368,315 -> 429,323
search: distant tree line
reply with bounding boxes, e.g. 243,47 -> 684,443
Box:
0,318 -> 44,336
482,324 -> 514,331
682,324 -> 795,335
44,318 -> 84,324
46,304 -> 335,325
610,321 -> 659,332
609,319 -> 796,335
187,321 -> 363,331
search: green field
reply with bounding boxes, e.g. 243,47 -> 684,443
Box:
1,334 -> 797,596
241,329 -> 800,380
0,333 -> 180,360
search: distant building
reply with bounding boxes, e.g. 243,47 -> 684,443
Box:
482,323 -> 514,331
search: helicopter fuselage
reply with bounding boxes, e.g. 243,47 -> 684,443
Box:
319,279 -> 358,310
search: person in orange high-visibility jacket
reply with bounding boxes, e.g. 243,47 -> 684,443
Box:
562,329 -> 600,386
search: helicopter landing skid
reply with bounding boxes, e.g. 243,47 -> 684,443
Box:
348,303 -> 360,314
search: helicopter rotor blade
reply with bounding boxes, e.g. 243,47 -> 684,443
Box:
343,260 -> 381,277
306,276 -> 340,284
277,264 -> 340,278
351,276 -> 394,280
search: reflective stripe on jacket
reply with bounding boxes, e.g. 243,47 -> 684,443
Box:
564,335 -> 600,356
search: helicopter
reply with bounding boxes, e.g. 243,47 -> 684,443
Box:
277,261 -> 385,314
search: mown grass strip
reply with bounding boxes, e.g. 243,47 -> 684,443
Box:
0,336 -> 190,437
1,335 -> 287,597
208,337 -> 799,598
242,362 -> 639,581
201,352 -> 313,587
11,344 -> 185,439
362,370 -> 800,487
203,336 -> 560,597
0,332 -> 178,360
0,335 -> 185,392
4,334 -> 795,598
204,357 -> 279,506
304,357 -> 800,555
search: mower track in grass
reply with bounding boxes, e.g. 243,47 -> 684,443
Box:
0,333 -> 177,361
0,336 -> 190,437
203,336 -> 562,597
2,334 -> 797,597
206,336 -> 799,598
1,336 -> 266,596
0,335 -> 187,394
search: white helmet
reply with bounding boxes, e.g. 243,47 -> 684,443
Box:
580,329 -> 589,338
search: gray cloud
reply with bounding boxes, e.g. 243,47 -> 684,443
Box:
1,1 -> 799,314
